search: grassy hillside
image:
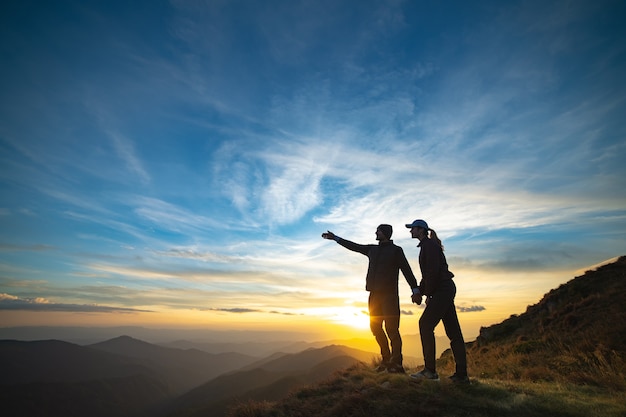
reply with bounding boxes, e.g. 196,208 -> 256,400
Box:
442,255 -> 626,389
229,363 -> 625,417
228,256 -> 626,417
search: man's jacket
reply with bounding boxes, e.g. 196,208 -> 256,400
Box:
336,238 -> 418,293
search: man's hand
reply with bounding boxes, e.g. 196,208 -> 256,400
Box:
411,293 -> 423,305
321,231 -> 336,240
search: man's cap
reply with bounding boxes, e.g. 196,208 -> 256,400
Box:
405,219 -> 429,229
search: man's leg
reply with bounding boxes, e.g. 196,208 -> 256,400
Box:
381,292 -> 402,368
369,293 -> 391,364
385,315 -> 402,367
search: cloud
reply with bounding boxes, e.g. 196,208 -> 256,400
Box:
0,293 -> 18,301
108,131 -> 151,184
205,307 -> 261,314
0,294 -> 152,313
457,305 -> 486,313
155,248 -> 234,263
0,244 -> 55,252
133,197 -> 225,233
270,310 -> 300,316
211,138 -> 335,226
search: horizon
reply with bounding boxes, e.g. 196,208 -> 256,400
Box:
1,1 -> 625,342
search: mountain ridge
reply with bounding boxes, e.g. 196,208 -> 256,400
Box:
0,339 -> 155,385
89,334 -> 259,393
167,344 -> 376,417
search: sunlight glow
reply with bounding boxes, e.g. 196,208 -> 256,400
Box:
303,306 -> 371,330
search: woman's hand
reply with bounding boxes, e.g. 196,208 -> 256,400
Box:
411,293 -> 423,305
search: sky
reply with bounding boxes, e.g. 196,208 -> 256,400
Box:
1,0 -> 625,342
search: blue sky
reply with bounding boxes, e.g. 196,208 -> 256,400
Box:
1,0 -> 625,339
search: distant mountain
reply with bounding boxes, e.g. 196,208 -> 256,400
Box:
0,326 -> 317,347
161,335 -> 439,365
167,345 -> 377,417
89,335 -> 259,393
0,335 -> 378,417
0,339 -> 153,385
438,256 -> 626,388
0,336 -> 265,417
0,339 -> 170,417
248,344 -> 376,373
161,339 -> 326,356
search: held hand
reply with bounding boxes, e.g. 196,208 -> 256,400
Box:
411,293 -> 423,305
321,231 -> 336,240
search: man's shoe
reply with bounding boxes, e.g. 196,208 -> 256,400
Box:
386,364 -> 405,374
375,363 -> 388,373
410,368 -> 439,381
449,374 -> 470,384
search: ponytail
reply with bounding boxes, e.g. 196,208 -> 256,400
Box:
428,228 -> 444,251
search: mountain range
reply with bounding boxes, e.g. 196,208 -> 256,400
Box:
0,335 -> 376,417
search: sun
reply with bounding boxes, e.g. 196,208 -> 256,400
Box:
330,306 -> 370,330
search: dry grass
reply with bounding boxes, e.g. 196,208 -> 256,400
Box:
444,256 -> 626,391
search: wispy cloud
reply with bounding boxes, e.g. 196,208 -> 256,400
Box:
0,244 -> 55,252
457,305 -> 486,313
108,131 -> 151,185
0,293 -> 152,313
204,307 -> 261,314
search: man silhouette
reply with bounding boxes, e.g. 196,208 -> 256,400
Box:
322,224 -> 420,373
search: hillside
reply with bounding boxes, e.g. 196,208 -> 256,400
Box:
441,255 -> 626,389
229,256 -> 626,417
228,362 -> 626,417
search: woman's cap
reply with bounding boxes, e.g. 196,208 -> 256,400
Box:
405,219 -> 429,229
